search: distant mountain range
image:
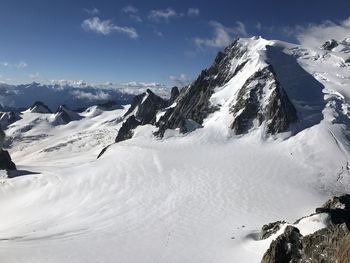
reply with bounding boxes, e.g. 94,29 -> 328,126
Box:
0,81 -> 171,111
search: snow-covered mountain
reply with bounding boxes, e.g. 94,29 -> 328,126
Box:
1,36 -> 350,262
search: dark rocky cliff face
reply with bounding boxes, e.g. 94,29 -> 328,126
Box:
124,89 -> 167,125
111,38 -> 298,146
155,40 -> 249,137
53,105 -> 81,124
114,89 -> 167,143
261,195 -> 350,263
29,101 -> 52,113
155,39 -> 297,137
0,149 -> 16,170
230,66 -> 297,135
168,86 -> 180,106
0,111 -> 21,129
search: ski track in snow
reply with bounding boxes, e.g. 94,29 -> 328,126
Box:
0,37 -> 350,262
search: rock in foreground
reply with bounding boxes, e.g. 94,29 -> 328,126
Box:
0,149 -> 16,170
261,195 -> 350,263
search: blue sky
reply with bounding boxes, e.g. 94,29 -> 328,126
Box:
0,0 -> 349,86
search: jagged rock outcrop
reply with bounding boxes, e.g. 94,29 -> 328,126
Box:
155,41 -> 245,137
0,128 -> 16,170
97,101 -> 123,111
261,195 -> 350,263
155,38 -> 297,137
230,66 -> 297,134
114,89 -> 167,143
110,38 -> 299,146
29,101 -> 52,113
52,105 -> 81,125
0,150 -> 16,170
124,89 -> 167,125
261,226 -> 302,263
0,149 -> 16,170
260,221 -> 286,240
0,111 -> 21,129
168,86 -> 180,105
322,39 -> 339,51
115,115 -> 141,143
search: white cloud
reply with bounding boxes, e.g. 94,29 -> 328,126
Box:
187,8 -> 200,17
235,21 -> 247,36
122,5 -> 142,22
194,21 -> 248,49
122,5 -> 138,14
50,79 -> 88,87
83,7 -> 99,15
28,72 -> 41,80
1,61 -> 28,69
256,22 -> 262,30
296,17 -> 350,47
71,90 -> 111,101
15,61 -> 28,69
149,8 -> 177,22
122,81 -> 167,88
169,74 -> 191,87
82,17 -> 138,39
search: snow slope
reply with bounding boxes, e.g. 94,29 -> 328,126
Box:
1,36 -> 350,262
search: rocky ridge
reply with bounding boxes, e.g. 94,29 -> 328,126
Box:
110,38 -> 298,146
261,195 -> 350,263
29,101 -> 52,113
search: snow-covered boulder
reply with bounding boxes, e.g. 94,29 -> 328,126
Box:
321,39 -> 339,51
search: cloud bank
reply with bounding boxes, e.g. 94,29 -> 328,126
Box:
296,17 -> 350,47
82,17 -> 138,39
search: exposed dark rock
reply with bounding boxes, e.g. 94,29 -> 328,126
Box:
53,105 -> 81,124
97,101 -> 123,111
261,226 -> 302,263
124,89 -> 167,125
261,195 -> 350,263
0,111 -> 21,129
115,115 -> 141,143
113,89 -> 166,144
168,86 -> 180,105
230,66 -> 297,135
155,39 -> 250,137
0,149 -> 16,170
337,233 -> 350,262
302,223 -> 348,262
97,144 -> 112,159
322,39 -> 339,51
260,221 -> 286,240
29,101 -> 52,113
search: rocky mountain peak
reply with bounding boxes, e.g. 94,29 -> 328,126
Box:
29,101 -> 52,113
154,37 -> 297,137
53,105 -> 81,125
